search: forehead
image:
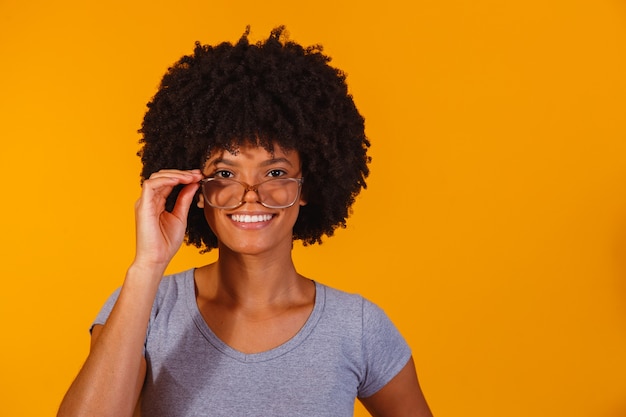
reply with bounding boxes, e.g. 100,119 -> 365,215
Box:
205,142 -> 301,166
207,143 -> 300,164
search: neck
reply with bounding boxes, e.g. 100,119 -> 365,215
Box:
200,245 -> 306,308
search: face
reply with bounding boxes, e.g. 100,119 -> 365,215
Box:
198,143 -> 306,256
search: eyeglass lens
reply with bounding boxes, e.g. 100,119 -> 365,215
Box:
202,178 -> 301,209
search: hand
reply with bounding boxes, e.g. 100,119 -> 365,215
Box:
132,169 -> 203,272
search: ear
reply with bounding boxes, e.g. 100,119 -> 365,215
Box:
197,192 -> 205,209
298,183 -> 307,207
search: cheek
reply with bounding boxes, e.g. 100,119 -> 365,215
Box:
286,204 -> 302,225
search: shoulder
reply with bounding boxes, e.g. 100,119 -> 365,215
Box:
154,268 -> 194,299
150,268 -> 196,316
317,282 -> 388,322
314,282 -> 412,398
315,282 -> 396,338
91,269 -> 194,329
316,283 -> 406,342
317,282 -> 364,316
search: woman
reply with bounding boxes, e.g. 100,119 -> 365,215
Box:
58,26 -> 433,417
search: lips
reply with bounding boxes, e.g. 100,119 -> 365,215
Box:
229,213 -> 274,223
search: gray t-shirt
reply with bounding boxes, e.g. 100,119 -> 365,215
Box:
94,269 -> 411,416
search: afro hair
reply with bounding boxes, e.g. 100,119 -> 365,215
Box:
138,26 -> 370,252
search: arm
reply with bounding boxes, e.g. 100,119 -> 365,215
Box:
57,170 -> 203,417
359,357 -> 433,417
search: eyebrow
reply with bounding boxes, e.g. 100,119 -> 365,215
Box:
207,157 -> 294,168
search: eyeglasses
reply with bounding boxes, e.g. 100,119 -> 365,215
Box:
199,177 -> 304,209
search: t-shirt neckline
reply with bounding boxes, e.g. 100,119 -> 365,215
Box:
183,268 -> 325,363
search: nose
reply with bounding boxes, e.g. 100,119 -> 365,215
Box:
241,185 -> 261,205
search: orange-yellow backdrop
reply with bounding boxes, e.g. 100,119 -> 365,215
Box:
2,1 -> 626,416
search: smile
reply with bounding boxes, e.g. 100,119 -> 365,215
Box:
230,214 -> 274,223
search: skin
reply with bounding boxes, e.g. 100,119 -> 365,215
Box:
57,144 -> 433,417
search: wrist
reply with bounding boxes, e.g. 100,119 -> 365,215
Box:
125,261 -> 168,287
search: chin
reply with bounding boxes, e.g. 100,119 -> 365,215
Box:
218,236 -> 294,257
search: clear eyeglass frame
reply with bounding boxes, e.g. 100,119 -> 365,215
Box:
199,177 -> 304,209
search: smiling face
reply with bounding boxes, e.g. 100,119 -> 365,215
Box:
198,143 -> 306,256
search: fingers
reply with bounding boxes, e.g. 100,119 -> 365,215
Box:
171,182 -> 201,220
146,169 -> 203,181
144,169 -> 203,192
138,169 -> 203,207
132,169 -> 203,270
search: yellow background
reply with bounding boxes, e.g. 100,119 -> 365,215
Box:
1,0 -> 626,416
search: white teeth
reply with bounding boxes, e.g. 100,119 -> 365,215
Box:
230,214 -> 273,223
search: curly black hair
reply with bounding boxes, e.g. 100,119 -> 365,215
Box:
138,26 -> 370,252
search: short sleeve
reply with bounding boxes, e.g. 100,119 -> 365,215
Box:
90,287 -> 122,333
357,299 -> 412,398
90,286 -> 154,355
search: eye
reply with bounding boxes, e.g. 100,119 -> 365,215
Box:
267,169 -> 287,178
212,170 -> 234,179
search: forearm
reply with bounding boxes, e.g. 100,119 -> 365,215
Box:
59,170 -> 201,416
57,264 -> 164,417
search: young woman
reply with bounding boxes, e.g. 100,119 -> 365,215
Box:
58,27 -> 433,417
